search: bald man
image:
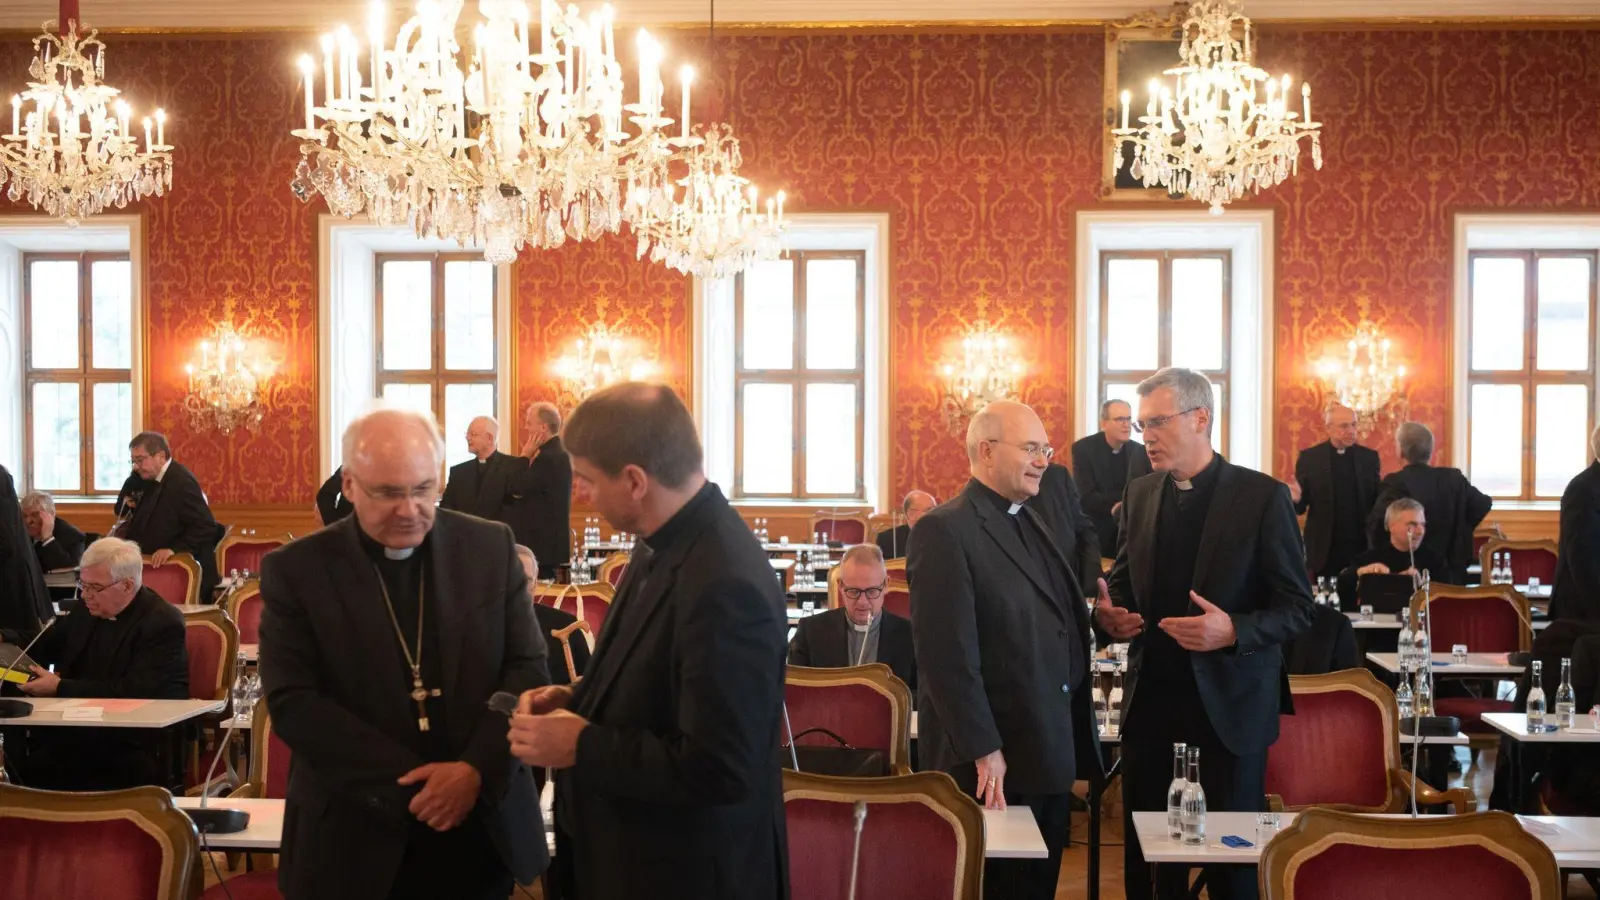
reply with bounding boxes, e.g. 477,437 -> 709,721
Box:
440,416 -> 521,523
260,407 -> 551,900
876,490 -> 936,558
1290,404 -> 1381,580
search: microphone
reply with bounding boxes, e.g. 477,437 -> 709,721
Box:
782,701 -> 799,771
846,799 -> 869,900
0,616 -> 58,719
487,690 -> 519,717
185,702 -> 251,834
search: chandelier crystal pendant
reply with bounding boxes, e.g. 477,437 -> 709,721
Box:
183,326 -> 276,435
939,324 -> 1023,435
552,323 -> 656,404
1112,0 -> 1319,213
0,6 -> 172,224
1318,320 -> 1406,437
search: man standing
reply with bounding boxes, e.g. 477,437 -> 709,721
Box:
0,463 -> 50,642
1097,368 -> 1313,900
316,467 -> 354,525
1551,425 -> 1600,623
1290,404 -> 1381,581
789,543 -> 916,691
507,402 -> 573,579
112,432 -> 222,597
875,490 -> 936,558
440,416 -> 519,522
23,491 -> 86,572
1071,399 -> 1152,554
909,399 -> 1100,900
259,408 -> 550,900
1366,422 -> 1492,585
506,383 -> 789,900
1028,462 -> 1103,596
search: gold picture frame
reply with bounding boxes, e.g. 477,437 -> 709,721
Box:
1101,4 -> 1189,202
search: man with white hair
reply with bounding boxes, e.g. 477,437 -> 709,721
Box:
440,415 -> 520,523
1365,421 -> 1492,584
1552,425 -> 1600,622
22,490 -> 86,572
260,405 -> 550,900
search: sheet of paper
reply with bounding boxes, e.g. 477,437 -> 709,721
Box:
61,707 -> 104,720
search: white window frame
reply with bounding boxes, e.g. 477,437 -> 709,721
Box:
0,214 -> 144,499
693,212 -> 891,512
318,215 -> 515,478
1075,209 -> 1274,473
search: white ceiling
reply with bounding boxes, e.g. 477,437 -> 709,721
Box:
0,0 -> 1595,31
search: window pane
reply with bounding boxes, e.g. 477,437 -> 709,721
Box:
1535,384 -> 1588,497
443,383 -> 496,469
804,383 -> 858,495
804,258 -> 858,370
92,382 -> 133,492
90,259 -> 132,369
31,382 -> 81,491
1105,382 -> 1143,445
382,260 -> 433,370
1105,257 -> 1159,371
1170,257 -> 1225,370
29,259 -> 80,369
1469,383 -> 1523,496
742,259 -> 794,370
1470,257 -> 1525,371
1209,380 -> 1225,454
741,383 -> 792,494
443,260 -> 494,371
1536,256 -> 1592,371
381,382 -> 433,416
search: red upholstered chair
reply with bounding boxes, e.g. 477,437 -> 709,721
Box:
785,663 -> 913,776
182,606 -> 240,794
1258,808 -> 1560,900
810,512 -> 869,546
230,698 -> 291,802
533,582 -> 614,636
0,783 -> 202,900
1479,538 -> 1559,592
597,553 -> 629,588
1264,669 -> 1474,813
216,531 -> 291,578
1410,584 -> 1529,746
880,583 -> 911,620
225,577 -> 264,645
143,553 -> 202,606
783,770 -> 983,900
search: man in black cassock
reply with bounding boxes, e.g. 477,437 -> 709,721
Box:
0,464 -> 50,643
1337,498 -> 1443,610
1071,398 -> 1152,556
1367,422 -> 1492,585
111,432 -> 223,597
1291,403 -> 1381,580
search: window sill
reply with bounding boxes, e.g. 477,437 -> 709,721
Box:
53,496 -> 119,506
1487,500 -> 1560,512
729,499 -> 872,510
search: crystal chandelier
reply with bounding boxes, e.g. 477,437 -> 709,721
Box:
552,323 -> 657,404
939,324 -> 1023,435
0,6 -> 172,224
183,326 -> 276,435
1317,321 -> 1406,436
1112,0 -> 1320,214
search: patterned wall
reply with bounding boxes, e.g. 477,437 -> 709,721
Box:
3,27 -> 1597,506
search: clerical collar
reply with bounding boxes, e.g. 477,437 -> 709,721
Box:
1104,433 -> 1124,455
155,457 -> 172,483
355,523 -> 428,562
970,478 -> 1025,517
1335,446 -> 1347,455
642,480 -> 720,555
1170,454 -> 1222,493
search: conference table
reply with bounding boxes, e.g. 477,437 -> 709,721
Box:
1366,651 -> 1523,677
2,697 -> 226,792
1481,712 -> 1600,812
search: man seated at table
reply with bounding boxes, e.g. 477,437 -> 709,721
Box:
515,544 -> 590,685
788,544 -> 915,692
9,536 -> 189,790
1336,498 -> 1443,610
22,491 -> 86,572
876,490 -> 936,559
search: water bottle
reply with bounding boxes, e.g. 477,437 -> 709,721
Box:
1555,657 -> 1576,730
1411,608 -> 1430,668
1527,660 -> 1547,734
1166,743 -> 1187,839
1093,682 -> 1108,736
1397,614 -> 1415,672
1413,664 -> 1433,717
1105,670 -> 1123,737
231,657 -> 251,718
1180,747 -> 1206,845
1395,673 -> 1414,720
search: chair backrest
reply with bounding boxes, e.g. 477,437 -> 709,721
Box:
216,531 -> 291,577
533,582 -> 615,635
1259,808 -> 1560,900
785,663 -> 913,775
142,553 -> 202,606
1410,584 -> 1531,653
783,770 -> 983,900
881,582 -> 911,620
224,577 -> 264,645
597,553 -> 629,588
182,606 -> 239,703
1265,669 -> 1400,812
883,557 -> 907,583
866,513 -> 898,544
1479,538 -> 1559,588
809,513 -> 869,546
0,784 -> 201,900
551,619 -> 593,682
245,697 -> 293,801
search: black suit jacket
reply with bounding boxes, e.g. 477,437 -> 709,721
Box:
1070,433 -> 1152,555
35,517 -> 86,572
787,607 -> 917,693
1286,604 -> 1359,676
315,468 -> 353,526
1293,441 -> 1381,573
1108,458 -> 1315,758
556,483 -> 788,900
506,437 -> 573,576
1367,463 -> 1493,584
29,586 -> 189,698
259,513 -> 551,900
907,481 -> 1102,795
534,603 -> 592,685
441,451 -> 520,522
1553,462 -> 1600,623
875,523 -> 912,559
115,462 -> 222,597
1027,462 -> 1104,596
0,464 -> 50,642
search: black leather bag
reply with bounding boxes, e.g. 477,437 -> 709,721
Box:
783,727 -> 888,777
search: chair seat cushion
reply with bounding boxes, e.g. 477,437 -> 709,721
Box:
201,869 -> 281,900
1435,697 -> 1515,732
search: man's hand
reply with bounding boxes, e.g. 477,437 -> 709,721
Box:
150,548 -> 175,566
1357,562 -> 1391,576
1287,478 -> 1302,505
508,709 -> 589,768
1093,578 -> 1144,640
1158,591 -> 1237,652
516,685 -> 573,716
19,665 -> 60,697
397,761 -> 481,831
975,749 -> 1007,810
1110,501 -> 1123,518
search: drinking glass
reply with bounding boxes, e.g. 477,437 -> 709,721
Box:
1359,604 -> 1374,622
1452,644 -> 1469,664
1255,812 -> 1281,845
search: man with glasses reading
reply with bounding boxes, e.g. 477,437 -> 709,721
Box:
1096,367 -> 1313,900
1071,399 -> 1152,555
789,543 -> 915,691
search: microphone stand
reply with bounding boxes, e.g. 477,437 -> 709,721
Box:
0,616 -> 58,719
847,799 -> 869,900
186,699 -> 251,834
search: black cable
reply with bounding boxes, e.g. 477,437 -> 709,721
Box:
199,830 -> 237,900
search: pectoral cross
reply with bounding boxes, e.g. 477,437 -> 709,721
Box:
410,675 -> 442,732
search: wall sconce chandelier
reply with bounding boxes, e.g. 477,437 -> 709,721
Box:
184,326 -> 276,435
552,323 -> 657,405
1316,320 -> 1406,436
939,323 -> 1022,435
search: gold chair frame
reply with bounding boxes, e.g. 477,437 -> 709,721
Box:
1407,583 -> 1532,653
808,511 -> 870,545
214,531 -> 293,577
552,619 -> 593,682
596,552 -> 630,587
785,662 -> 914,776
144,552 -> 203,606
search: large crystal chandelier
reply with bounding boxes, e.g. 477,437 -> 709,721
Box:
939,323 -> 1023,435
184,326 -> 276,435
552,322 -> 656,404
1112,0 -> 1319,213
0,4 -> 172,224
1317,321 -> 1406,437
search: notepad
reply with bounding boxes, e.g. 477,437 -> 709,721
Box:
61,707 -> 104,721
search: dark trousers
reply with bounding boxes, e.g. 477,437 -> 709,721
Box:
387,813 -> 512,900
1120,737 -> 1266,900
951,763 -> 1072,900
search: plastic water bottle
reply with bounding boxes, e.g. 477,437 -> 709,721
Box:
1180,747 -> 1206,845
1395,674 -> 1414,720
1414,664 -> 1433,717
1527,660 -> 1547,734
1411,608 -> 1430,668
1397,615 -> 1415,672
1555,657 -> 1576,730
1166,743 -> 1187,839
1093,682 -> 1108,735
1105,670 -> 1123,738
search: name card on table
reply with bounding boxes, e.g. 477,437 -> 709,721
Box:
61,707 -> 105,721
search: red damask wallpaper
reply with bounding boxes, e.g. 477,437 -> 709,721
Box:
3,27 -> 1597,506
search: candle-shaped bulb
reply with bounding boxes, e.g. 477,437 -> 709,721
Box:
1120,89 -> 1131,129
297,54 -> 314,76
679,64 -> 693,138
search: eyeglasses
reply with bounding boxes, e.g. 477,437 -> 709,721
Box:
840,582 -> 887,601
350,476 -> 439,504
78,579 -> 128,596
1133,407 -> 1203,434
130,454 -> 152,465
1107,416 -> 1133,425
988,440 -> 1054,461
